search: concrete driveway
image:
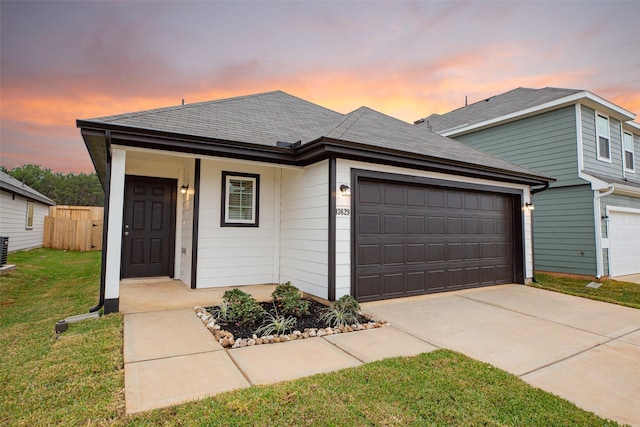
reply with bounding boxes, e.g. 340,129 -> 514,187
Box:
362,284 -> 640,427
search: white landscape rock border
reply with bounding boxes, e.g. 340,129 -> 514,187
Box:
193,306 -> 388,349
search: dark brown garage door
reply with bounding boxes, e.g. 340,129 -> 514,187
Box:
354,178 -> 517,301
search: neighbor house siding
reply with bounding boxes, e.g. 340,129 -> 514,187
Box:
197,159 -> 277,287
455,106 -> 581,187
0,192 -> 49,252
532,185 -> 596,275
581,106 -> 625,180
279,161 -> 329,299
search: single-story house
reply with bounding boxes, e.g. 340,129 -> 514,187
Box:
415,87 -> 640,278
77,91 -> 552,313
0,170 -> 55,253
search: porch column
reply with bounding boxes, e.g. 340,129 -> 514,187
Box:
104,148 -> 126,313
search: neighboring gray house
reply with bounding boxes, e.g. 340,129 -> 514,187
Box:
0,170 -> 55,252
417,87 -> 640,278
77,91 -> 551,313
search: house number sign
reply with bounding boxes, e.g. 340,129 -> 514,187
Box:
336,207 -> 350,216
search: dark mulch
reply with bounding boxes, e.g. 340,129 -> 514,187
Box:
205,300 -> 369,340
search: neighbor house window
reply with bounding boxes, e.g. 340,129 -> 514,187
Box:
623,132 -> 635,172
26,201 -> 34,230
596,113 -> 611,161
221,172 -> 259,227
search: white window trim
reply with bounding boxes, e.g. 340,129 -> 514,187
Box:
26,201 -> 34,230
623,131 -> 635,173
221,172 -> 259,227
596,112 -> 611,162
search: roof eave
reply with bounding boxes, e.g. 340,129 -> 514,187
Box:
77,123 -> 553,189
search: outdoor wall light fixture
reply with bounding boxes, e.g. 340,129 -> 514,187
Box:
340,184 -> 351,196
524,202 -> 535,211
180,185 -> 189,194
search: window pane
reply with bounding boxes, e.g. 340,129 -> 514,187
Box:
623,132 -> 633,150
626,151 -> 634,170
597,115 -> 609,137
226,176 -> 254,222
599,136 -> 610,159
26,202 -> 34,229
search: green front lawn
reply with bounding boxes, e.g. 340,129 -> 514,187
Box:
0,249 -> 622,426
532,273 -> 640,309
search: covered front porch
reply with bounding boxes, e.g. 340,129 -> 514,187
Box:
118,278 -> 277,314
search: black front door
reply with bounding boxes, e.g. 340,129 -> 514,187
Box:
121,176 -> 177,278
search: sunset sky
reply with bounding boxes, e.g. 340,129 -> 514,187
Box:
1,1 -> 639,173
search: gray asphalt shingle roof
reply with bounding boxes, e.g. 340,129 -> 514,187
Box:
80,90 -> 547,181
417,87 -> 583,134
0,171 -> 55,206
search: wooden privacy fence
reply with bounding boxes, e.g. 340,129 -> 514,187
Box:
44,206 -> 103,251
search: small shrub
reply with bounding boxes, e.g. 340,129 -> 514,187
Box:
334,295 -> 360,313
210,300 -> 233,322
319,306 -> 359,328
272,282 -> 310,317
319,295 -> 361,328
219,288 -> 266,326
255,306 -> 298,337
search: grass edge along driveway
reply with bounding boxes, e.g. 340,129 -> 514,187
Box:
0,249 -> 625,426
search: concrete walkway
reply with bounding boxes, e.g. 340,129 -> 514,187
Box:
123,284 -> 640,426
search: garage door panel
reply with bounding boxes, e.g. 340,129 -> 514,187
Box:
447,243 -> 464,261
464,267 -> 481,286
465,217 -> 480,234
383,215 -> 403,234
355,178 -> 516,301
358,214 -> 380,234
448,217 -> 463,234
358,245 -> 380,266
407,188 -> 425,206
407,272 -> 426,292
465,193 -> 480,210
465,242 -> 480,260
383,244 -> 404,265
382,274 -> 404,295
428,216 -> 445,233
428,243 -> 445,262
428,190 -> 445,207
447,192 -> 463,208
407,244 -> 425,263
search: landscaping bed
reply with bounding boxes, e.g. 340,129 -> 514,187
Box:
194,284 -> 387,348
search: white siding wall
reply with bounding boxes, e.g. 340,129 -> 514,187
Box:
197,159 -> 277,287
180,161 -> 196,286
280,161 -> 329,299
335,159 -> 534,298
0,192 -> 49,252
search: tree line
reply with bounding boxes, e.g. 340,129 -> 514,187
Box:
1,164 -> 104,206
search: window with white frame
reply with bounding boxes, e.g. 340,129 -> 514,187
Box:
26,201 -> 34,230
596,113 -> 611,161
221,172 -> 259,227
623,131 -> 635,172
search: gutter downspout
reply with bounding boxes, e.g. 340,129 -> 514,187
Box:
594,184 -> 614,279
89,131 -> 112,313
529,183 -> 550,283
